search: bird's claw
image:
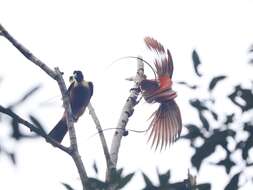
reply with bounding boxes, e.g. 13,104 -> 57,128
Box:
130,87 -> 141,93
72,114 -> 78,122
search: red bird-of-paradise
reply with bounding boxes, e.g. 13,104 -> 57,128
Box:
140,37 -> 182,150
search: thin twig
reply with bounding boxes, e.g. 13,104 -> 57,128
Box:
0,23 -> 56,79
0,105 -> 70,153
88,103 -> 114,181
109,59 -> 145,168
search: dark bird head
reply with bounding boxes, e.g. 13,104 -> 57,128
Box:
73,70 -> 84,82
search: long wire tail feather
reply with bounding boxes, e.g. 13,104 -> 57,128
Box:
147,100 -> 182,151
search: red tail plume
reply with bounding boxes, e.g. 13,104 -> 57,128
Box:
147,100 -> 182,150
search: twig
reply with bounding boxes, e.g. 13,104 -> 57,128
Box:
0,24 -> 89,190
88,103 -> 114,181
0,23 -> 56,79
109,58 -> 145,168
0,105 -> 70,153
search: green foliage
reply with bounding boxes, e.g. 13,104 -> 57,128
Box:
0,83 -> 45,165
62,183 -> 76,190
179,50 -> 253,189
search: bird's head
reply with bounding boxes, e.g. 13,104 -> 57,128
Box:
73,70 -> 84,82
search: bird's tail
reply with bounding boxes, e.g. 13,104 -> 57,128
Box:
48,118 -> 68,143
147,100 -> 182,150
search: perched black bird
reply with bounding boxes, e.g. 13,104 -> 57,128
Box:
48,70 -> 93,142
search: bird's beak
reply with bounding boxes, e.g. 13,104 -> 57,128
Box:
73,72 -> 77,80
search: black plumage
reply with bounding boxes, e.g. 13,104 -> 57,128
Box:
49,70 -> 93,142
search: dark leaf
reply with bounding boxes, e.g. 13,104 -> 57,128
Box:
8,152 -> 16,165
117,172 -> 135,189
244,122 -> 253,134
181,124 -> 205,143
9,85 -> 42,108
224,172 -> 241,190
213,155 -> 236,174
190,99 -> 208,112
157,169 -> 171,186
87,178 -> 108,189
228,85 -> 253,112
11,118 -> 39,140
242,137 -> 253,160
210,110 -> 218,120
191,129 -> 235,170
116,168 -> 124,177
93,161 -> 99,175
29,115 -> 46,135
11,118 -> 22,140
224,113 -> 235,125
177,81 -> 198,90
61,183 -> 75,190
198,112 -> 209,131
208,75 -> 227,91
192,50 -> 202,77
196,183 -> 211,190
142,173 -> 155,187
241,123 -> 253,160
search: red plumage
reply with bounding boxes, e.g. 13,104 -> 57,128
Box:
141,37 -> 182,150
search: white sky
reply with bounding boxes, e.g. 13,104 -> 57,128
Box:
0,0 -> 253,190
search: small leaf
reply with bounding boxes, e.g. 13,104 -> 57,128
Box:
29,115 -> 46,135
118,173 -> 135,189
182,124 -> 205,140
9,85 -> 42,108
192,50 -> 202,77
157,169 -> 171,186
11,118 -> 22,140
142,173 -> 154,187
87,178 -> 108,189
228,85 -> 253,112
213,155 -> 236,174
177,81 -> 198,90
93,161 -> 98,175
61,183 -> 75,190
199,112 -> 209,131
208,75 -> 227,91
8,152 -> 16,165
224,113 -> 235,125
210,111 -> 218,120
196,183 -> 211,190
190,99 -> 208,112
224,172 -> 241,190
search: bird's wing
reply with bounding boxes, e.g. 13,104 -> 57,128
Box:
88,82 -> 94,97
67,81 -> 75,96
140,79 -> 159,92
144,37 -> 174,78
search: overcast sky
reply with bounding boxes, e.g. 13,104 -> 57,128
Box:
1,0 -> 253,190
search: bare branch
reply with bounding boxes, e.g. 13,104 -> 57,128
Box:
0,23 -> 56,79
0,24 -> 89,190
109,59 -> 145,168
54,68 -> 89,189
88,103 -> 114,180
0,104 -> 70,153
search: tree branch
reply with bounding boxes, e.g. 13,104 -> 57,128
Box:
0,24 -> 89,190
109,59 -> 145,168
0,23 -> 56,79
54,68 -> 89,189
0,105 -> 70,153
87,103 -> 114,181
